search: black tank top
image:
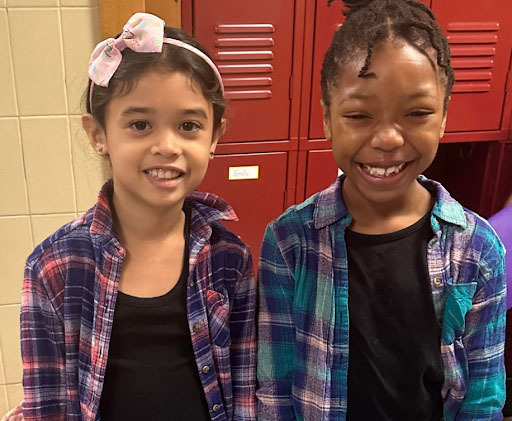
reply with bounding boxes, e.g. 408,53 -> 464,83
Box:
99,215 -> 211,421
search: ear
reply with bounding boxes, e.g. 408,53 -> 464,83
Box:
82,113 -> 108,155
210,118 -> 226,154
321,100 -> 332,141
440,112 -> 447,139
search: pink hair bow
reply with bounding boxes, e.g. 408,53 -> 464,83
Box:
88,13 -> 165,87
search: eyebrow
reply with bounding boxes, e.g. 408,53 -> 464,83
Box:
181,108 -> 209,120
120,106 -> 208,119
407,90 -> 438,100
121,106 -> 155,116
339,88 -> 438,105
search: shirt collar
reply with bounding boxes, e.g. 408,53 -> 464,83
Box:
89,180 -> 238,240
313,175 -> 350,229
313,174 -> 467,230
417,175 -> 467,229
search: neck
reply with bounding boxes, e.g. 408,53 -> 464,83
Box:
112,190 -> 185,247
342,179 -> 433,234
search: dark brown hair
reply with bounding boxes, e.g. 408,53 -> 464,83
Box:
321,0 -> 454,112
84,26 -> 226,133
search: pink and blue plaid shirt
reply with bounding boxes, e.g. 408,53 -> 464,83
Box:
20,180 -> 257,421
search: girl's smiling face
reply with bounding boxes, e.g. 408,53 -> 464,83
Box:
85,71 -> 222,213
322,39 -> 447,210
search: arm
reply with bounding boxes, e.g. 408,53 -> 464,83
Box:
457,238 -> 506,420
257,225 -> 296,421
21,260 -> 67,420
230,249 -> 257,421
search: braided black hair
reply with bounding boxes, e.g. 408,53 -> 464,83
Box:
321,0 -> 454,111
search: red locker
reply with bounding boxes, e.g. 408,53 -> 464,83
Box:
432,0 -> 512,132
192,0 -> 296,143
494,141 -> 512,211
423,142 -> 499,217
301,150 -> 339,200
197,152 -> 291,264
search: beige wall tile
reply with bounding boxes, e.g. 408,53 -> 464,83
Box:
9,8 -> 67,115
0,305 -> 22,384
6,384 -> 23,410
61,0 -> 98,9
0,386 -> 8,417
69,116 -> 106,212
21,116 -> 76,214
31,213 -> 76,245
7,0 -> 58,6
0,10 -> 17,116
0,0 -> 6,8
62,7 -> 100,114
0,118 -> 28,216
0,217 -> 32,305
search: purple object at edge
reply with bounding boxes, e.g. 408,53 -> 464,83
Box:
489,204 -> 512,310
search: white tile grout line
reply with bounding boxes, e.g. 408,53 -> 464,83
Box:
57,4 -> 79,214
0,339 -> 13,410
5,7 -> 34,249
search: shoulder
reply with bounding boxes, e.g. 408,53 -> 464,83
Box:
210,220 -> 252,263
266,192 -> 320,242
458,208 -> 505,275
24,209 -> 96,295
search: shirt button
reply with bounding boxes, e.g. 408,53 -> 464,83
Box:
433,277 -> 442,287
189,281 -> 194,287
212,404 -> 221,412
193,323 -> 202,332
202,365 -> 210,374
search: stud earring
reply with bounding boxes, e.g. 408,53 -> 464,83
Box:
209,152 -> 214,159
97,147 -> 103,154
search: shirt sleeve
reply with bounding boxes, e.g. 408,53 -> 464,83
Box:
21,258 -> 67,421
257,224 -> 297,421
230,248 -> 257,420
457,235 -> 507,420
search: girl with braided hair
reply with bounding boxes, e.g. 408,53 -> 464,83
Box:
257,0 -> 506,419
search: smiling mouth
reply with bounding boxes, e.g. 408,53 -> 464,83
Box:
144,169 -> 183,180
359,162 -> 408,178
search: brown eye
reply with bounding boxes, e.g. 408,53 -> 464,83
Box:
408,111 -> 434,117
180,121 -> 201,132
130,121 -> 150,131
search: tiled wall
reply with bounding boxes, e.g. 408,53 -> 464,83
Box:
0,0 -> 104,412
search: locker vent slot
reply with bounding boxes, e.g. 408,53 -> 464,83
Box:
447,21 -> 498,94
214,23 -> 276,101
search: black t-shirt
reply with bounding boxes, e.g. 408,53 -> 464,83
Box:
99,214 -> 211,421
346,212 -> 444,421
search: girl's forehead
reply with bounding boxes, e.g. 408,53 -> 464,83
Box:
332,41 -> 445,103
107,71 -> 213,118
119,72 -> 207,103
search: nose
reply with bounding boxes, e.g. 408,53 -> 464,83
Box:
151,130 -> 181,157
370,125 -> 404,151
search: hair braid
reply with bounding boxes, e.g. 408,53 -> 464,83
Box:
321,0 -> 454,111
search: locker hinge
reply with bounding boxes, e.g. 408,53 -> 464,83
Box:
289,76 -> 293,99
283,190 -> 288,207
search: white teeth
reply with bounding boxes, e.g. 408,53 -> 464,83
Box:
363,163 -> 405,178
147,169 -> 180,180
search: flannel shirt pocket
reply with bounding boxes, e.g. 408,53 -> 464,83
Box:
206,289 -> 231,347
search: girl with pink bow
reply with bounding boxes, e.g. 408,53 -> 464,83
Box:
13,12 -> 256,421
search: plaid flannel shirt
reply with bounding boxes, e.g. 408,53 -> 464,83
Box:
21,180 -> 257,421
257,175 -> 506,421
